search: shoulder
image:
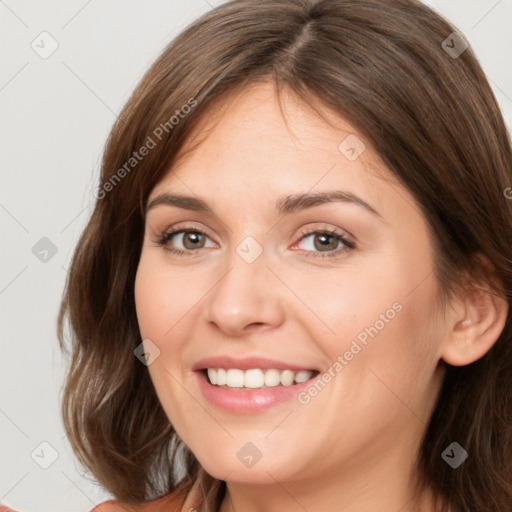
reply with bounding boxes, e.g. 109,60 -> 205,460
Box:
1,479 -> 200,512
89,500 -> 121,512
90,499 -> 126,512
90,484 -> 193,512
1,505 -> 19,512
0,502 -> 138,512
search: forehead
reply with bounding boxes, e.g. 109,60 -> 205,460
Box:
148,81 -> 402,219
172,81 -> 376,166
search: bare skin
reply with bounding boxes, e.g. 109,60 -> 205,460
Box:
134,81 -> 507,512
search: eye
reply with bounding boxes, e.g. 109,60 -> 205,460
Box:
293,226 -> 356,258
154,225 -> 215,256
152,224 -> 356,259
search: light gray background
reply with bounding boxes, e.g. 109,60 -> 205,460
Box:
1,0 -> 511,510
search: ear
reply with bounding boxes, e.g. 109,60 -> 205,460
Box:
441,254 -> 509,366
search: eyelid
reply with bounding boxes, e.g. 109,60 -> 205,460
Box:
294,224 -> 355,246
151,221 -> 215,241
290,225 -> 356,259
151,221 -> 356,258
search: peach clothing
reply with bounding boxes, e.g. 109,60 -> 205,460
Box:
91,478 -> 202,512
0,477 -> 202,512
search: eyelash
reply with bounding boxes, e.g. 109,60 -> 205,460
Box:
153,225 -> 356,259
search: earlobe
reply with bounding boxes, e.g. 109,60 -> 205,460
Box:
441,281 -> 508,367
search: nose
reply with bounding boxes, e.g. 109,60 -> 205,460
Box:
203,249 -> 286,336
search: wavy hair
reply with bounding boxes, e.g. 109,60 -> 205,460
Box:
58,0 -> 512,510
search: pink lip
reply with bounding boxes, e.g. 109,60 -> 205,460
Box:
192,355 -> 318,372
194,369 -> 320,414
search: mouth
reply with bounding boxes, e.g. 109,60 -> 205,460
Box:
202,368 -> 321,390
194,361 -> 323,413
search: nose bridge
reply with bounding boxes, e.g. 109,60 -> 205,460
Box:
203,238 -> 284,334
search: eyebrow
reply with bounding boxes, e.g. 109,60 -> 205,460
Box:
146,190 -> 382,219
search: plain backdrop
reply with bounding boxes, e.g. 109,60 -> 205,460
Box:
1,0 -> 511,510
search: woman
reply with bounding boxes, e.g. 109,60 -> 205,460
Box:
4,0 -> 511,511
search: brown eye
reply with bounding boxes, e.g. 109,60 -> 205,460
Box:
294,228 -> 356,259
181,231 -> 207,250
313,233 -> 339,251
155,227 -> 215,256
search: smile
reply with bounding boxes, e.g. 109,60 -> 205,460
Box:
206,368 -> 318,389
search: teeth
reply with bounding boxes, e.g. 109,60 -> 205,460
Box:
217,368 -> 227,386
244,369 -> 265,388
206,368 -> 315,388
264,369 -> 281,387
294,370 -> 313,383
280,369 -> 294,386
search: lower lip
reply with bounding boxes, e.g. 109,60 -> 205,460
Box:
194,370 -> 320,413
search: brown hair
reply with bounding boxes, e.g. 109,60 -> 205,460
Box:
58,0 -> 512,510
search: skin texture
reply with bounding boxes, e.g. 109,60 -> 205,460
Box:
134,82 -> 507,512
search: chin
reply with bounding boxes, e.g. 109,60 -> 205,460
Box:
198,451 -> 302,484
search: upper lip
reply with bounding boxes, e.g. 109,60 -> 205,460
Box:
192,355 -> 319,372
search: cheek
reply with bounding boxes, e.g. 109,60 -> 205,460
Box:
135,236 -> 442,374
286,259 -> 400,337
134,258 -> 196,420
134,256 -> 198,340
295,256 -> 441,376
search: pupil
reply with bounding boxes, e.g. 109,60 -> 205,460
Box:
315,234 -> 336,251
185,232 -> 203,249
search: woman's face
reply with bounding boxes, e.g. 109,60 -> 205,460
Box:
135,82 -> 448,492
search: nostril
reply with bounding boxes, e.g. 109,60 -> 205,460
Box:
247,322 -> 265,329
